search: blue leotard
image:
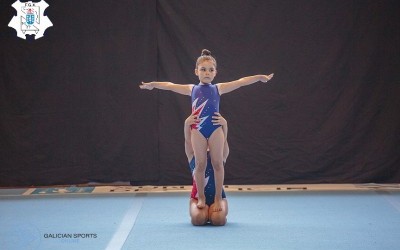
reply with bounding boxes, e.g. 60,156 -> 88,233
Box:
189,152 -> 226,206
191,83 -> 221,139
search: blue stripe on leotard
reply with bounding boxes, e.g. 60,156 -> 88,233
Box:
189,152 -> 226,206
191,83 -> 221,139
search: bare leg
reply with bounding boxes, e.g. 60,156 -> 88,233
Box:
189,199 -> 209,225
208,127 -> 225,212
209,199 -> 228,226
191,130 -> 208,209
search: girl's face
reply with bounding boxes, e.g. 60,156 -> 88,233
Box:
195,60 -> 217,84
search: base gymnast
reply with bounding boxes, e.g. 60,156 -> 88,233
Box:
184,112 -> 229,226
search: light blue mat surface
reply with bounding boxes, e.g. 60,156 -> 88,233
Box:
1,191 -> 399,250
124,192 -> 400,250
0,195 -> 140,250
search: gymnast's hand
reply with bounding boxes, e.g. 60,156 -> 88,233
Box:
139,81 -> 154,90
260,73 -> 274,83
212,112 -> 227,126
185,114 -> 200,126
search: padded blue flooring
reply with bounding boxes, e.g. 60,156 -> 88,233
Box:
1,191 -> 399,250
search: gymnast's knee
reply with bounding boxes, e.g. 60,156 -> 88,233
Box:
209,213 -> 227,226
211,159 -> 224,171
191,213 -> 208,226
194,159 -> 207,172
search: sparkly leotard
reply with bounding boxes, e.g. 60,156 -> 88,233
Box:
189,152 -> 226,206
191,83 -> 221,139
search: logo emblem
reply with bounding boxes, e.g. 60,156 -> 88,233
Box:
8,0 -> 53,40
191,98 -> 209,131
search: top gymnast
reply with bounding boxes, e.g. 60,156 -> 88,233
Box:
140,49 -> 274,212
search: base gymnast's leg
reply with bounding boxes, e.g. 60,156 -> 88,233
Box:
189,198 -> 209,225
209,199 -> 228,226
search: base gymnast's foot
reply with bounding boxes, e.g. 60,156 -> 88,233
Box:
197,195 -> 206,209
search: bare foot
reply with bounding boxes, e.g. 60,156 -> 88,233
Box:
212,198 -> 223,212
197,195 -> 206,209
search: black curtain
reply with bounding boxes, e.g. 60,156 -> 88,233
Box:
1,0 -> 399,186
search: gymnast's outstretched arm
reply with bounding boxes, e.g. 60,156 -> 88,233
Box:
217,73 -> 274,95
140,81 -> 193,95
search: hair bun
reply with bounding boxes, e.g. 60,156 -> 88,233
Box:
201,49 -> 211,56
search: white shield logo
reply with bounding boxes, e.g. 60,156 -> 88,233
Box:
8,0 -> 53,40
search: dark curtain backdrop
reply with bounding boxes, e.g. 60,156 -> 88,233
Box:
0,0 -> 399,186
